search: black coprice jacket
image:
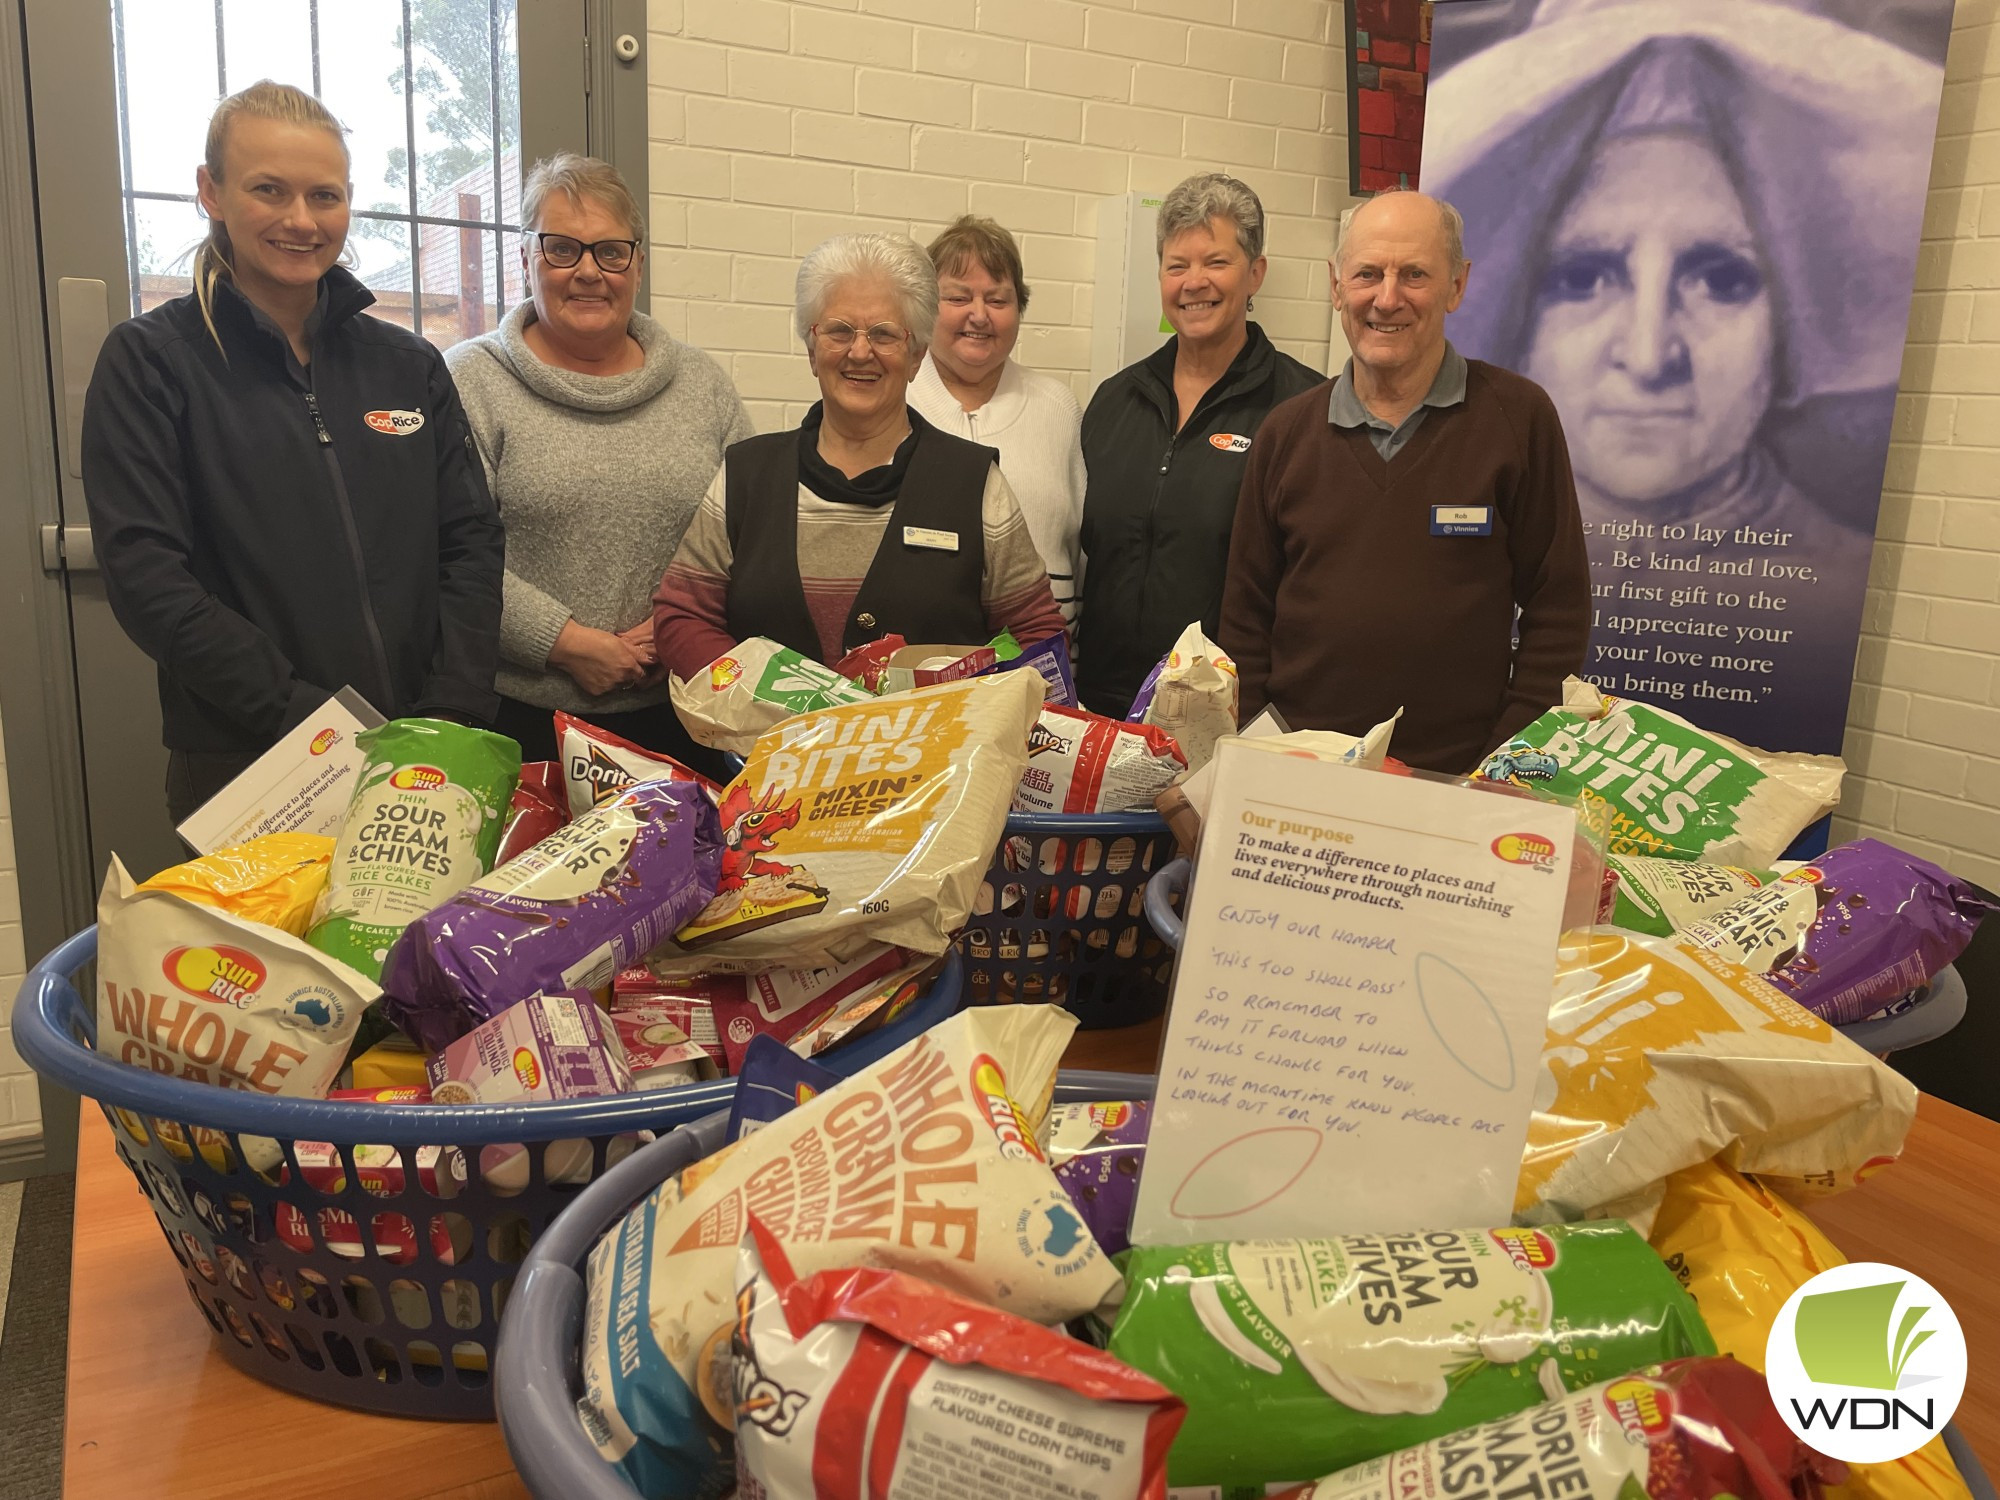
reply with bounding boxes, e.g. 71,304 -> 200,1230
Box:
1075,324 -> 1322,716
81,268 -> 504,754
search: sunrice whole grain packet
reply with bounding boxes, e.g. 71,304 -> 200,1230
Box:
307,718 -> 520,978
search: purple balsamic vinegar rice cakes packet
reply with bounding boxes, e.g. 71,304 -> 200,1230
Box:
1685,838 -> 1997,1027
381,779 -> 722,1053
1047,1100 -> 1151,1256
427,990 -> 635,1104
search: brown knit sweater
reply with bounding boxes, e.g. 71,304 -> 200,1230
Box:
1221,359 -> 1590,773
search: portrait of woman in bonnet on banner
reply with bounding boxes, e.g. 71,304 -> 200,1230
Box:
1423,0 -> 1951,753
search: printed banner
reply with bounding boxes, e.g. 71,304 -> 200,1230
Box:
1422,0 -> 1953,756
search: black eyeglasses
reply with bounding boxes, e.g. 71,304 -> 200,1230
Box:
533,233 -> 640,272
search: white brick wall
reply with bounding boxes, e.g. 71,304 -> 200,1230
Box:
1835,0 -> 2000,892
643,0 -> 1347,431
0,705 -> 37,1143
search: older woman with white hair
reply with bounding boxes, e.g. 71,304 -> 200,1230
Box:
654,232 -> 1065,676
1075,172 -> 1320,717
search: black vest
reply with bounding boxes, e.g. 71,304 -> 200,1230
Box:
723,418 -> 994,660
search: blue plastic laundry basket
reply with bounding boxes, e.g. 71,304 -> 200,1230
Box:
492,1068 -> 1161,1499
957,811 -> 1181,1030
11,925 -> 964,1420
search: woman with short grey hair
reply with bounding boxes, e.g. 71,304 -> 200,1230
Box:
654,232 -> 1064,677
447,151 -> 750,771
1074,172 -> 1321,715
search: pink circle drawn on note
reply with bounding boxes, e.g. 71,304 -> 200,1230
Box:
1168,1126 -> 1324,1220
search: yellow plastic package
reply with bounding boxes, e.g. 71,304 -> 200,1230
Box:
138,833 -> 334,936
1650,1161 -> 1972,1500
1519,929 -> 1916,1229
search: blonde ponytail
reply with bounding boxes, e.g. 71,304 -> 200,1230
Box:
194,79 -> 351,356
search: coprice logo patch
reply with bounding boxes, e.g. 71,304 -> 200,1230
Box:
364,408 -> 425,436
1765,1263 -> 1967,1463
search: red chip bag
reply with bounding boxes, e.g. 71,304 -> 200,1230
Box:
1015,705 -> 1186,814
554,711 -> 716,820
1273,1357 -> 1842,1500
833,634 -> 907,692
497,761 -> 568,865
732,1216 -> 1183,1500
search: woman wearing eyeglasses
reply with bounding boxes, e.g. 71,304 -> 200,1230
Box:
447,152 -> 749,768
653,232 -> 1065,681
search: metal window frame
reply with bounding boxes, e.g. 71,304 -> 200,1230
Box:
109,0 -> 533,337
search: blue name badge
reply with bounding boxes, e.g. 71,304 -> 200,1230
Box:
1431,504 -> 1494,537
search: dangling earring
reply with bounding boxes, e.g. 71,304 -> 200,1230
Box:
1246,297 -> 1255,313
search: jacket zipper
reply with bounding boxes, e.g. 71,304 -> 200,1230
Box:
305,381 -> 397,712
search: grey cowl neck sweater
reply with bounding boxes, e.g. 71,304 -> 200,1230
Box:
447,299 -> 753,717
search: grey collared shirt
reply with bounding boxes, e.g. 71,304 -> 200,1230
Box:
1328,343 -> 1469,460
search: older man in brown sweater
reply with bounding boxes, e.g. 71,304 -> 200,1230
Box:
1220,191 -> 1590,774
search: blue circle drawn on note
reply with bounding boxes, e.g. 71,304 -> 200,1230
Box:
1415,952 -> 1516,1091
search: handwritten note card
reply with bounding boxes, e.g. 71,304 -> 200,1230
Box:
1129,743 -> 1577,1246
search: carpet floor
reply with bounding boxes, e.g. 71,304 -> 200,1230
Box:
0,1173 -> 75,1500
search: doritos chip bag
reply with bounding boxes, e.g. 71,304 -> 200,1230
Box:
555,710 -> 714,819
1476,677 -> 1842,867
137,833 -> 334,937
651,671 -> 1042,972
1520,930 -> 1916,1229
1649,1163 -> 1972,1500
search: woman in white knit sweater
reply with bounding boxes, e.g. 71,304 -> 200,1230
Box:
447,154 -> 749,772
908,216 -> 1086,640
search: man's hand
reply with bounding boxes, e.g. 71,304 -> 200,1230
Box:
549,619 -> 649,696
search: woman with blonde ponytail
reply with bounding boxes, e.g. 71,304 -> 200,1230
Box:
81,80 -> 504,821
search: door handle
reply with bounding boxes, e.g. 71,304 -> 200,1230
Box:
57,277 -> 110,480
40,523 -> 97,574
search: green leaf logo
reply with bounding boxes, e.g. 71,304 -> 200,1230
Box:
1794,1281 -> 1934,1390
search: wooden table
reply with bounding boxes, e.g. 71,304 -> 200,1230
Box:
62,1019 -> 1999,1498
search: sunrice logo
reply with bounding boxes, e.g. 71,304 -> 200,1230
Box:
1765,1263 -> 1967,1463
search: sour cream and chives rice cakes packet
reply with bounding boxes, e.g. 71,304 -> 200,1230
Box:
1521,930 -> 1915,1230
1600,852 -> 1779,937
670,638 -> 876,756
650,671 -> 1043,973
1270,1357 -> 1841,1500
378,778 -> 723,1053
1675,839 -> 1997,1024
136,833 -> 335,937
731,1218 -> 1183,1500
555,711 -> 718,820
1105,1223 -> 1711,1491
97,855 -> 373,1099
306,718 -> 521,979
1475,677 -> 1842,867
577,1005 -> 1112,1498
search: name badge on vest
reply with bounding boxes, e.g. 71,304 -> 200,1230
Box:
1431,505 -> 1494,537
903,526 -> 960,552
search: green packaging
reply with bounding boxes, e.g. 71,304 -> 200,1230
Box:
306,718 -> 520,978
1602,852 -> 1779,937
1104,1222 -> 1713,1490
1475,680 -> 1841,867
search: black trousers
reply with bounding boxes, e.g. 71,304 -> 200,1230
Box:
164,748 -> 262,824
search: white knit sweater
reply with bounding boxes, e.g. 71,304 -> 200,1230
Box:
909,355 -> 1086,632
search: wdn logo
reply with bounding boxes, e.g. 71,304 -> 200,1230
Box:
1766,1263 -> 1967,1463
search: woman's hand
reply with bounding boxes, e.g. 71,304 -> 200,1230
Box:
548,618 -> 650,696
